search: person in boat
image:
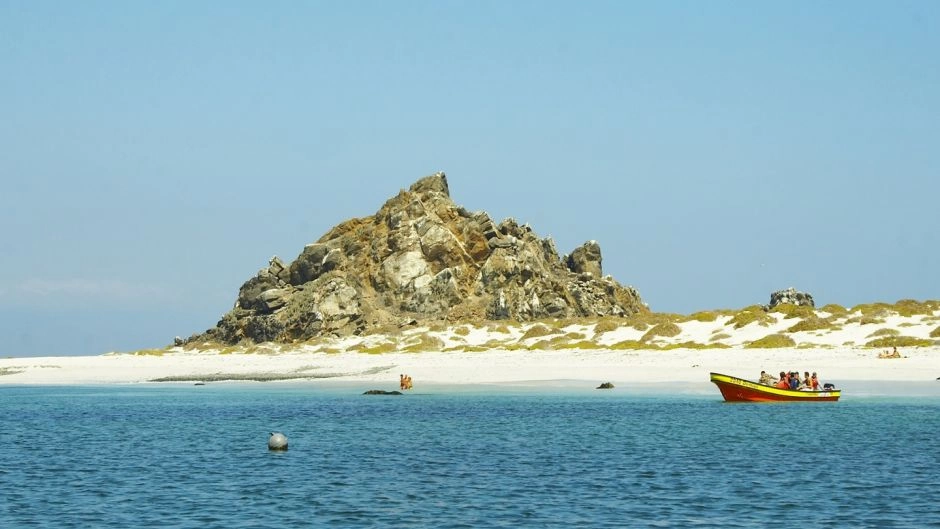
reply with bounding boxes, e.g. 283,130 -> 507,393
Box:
802,371 -> 811,389
759,370 -> 776,386
775,371 -> 790,389
788,371 -> 800,390
810,372 -> 819,390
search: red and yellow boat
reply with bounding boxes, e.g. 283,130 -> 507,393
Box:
710,372 -> 840,402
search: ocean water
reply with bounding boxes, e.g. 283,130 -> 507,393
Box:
1,383 -> 939,528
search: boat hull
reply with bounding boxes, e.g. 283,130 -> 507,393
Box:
710,372 -> 840,402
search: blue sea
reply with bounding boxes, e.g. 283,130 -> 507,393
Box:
2,383 -> 939,528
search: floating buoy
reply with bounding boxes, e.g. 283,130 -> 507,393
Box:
268,432 -> 288,451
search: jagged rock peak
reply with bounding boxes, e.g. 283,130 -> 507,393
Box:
409,171 -> 449,198
185,172 -> 646,346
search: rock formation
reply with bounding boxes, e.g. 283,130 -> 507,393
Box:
767,287 -> 815,309
188,172 -> 646,345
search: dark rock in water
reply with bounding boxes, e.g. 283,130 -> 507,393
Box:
363,390 -> 403,395
185,171 -> 647,346
596,382 -> 615,389
767,287 -> 815,309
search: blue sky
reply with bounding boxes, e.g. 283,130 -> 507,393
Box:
2,1 -> 938,357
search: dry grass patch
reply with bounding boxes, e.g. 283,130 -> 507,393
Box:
745,334 -> 796,349
819,303 -> 848,317
402,335 -> 445,352
710,333 -> 732,342
865,336 -> 934,348
641,322 -> 682,342
770,304 -> 817,319
661,341 -> 729,350
786,317 -> 835,333
866,328 -> 900,338
893,299 -> 940,317
728,306 -> 775,329
593,318 -> 622,335
453,326 -> 471,336
609,340 -> 651,350
358,341 -> 398,354
520,323 -> 559,341
930,326 -> 940,338
680,311 -> 720,323
134,348 -> 167,356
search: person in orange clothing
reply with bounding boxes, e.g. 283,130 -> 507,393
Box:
775,371 -> 789,389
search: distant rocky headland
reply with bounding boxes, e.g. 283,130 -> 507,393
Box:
186,172 -> 647,346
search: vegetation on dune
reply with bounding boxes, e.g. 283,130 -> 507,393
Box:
402,335 -> 445,352
453,326 -> 471,336
710,333 -> 732,342
680,311 -> 720,323
609,339 -> 650,350
786,317 -> 836,333
893,299 -> 940,317
745,334 -> 796,349
866,328 -> 900,338
519,323 -> 559,341
134,348 -> 167,356
660,341 -> 730,350
819,303 -> 848,317
641,322 -> 682,342
728,305 -> 775,329
592,318 -> 622,335
845,315 -> 886,325
358,341 -> 398,354
931,326 -> 940,338
625,312 -> 682,331
769,303 -> 816,319
865,336 -> 934,348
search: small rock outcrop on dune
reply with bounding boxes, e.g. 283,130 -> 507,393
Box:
189,172 -> 646,345
767,287 -> 815,309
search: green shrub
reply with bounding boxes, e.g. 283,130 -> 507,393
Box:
565,332 -> 586,340
681,311 -> 719,323
593,318 -> 621,334
609,340 -> 650,350
819,303 -> 848,317
851,303 -> 893,317
865,336 -> 934,348
930,326 -> 940,338
453,326 -> 471,336
745,334 -> 796,349
866,328 -> 900,338
641,322 -> 682,342
893,299 -> 937,317
786,317 -> 834,333
520,324 -> 558,340
770,304 -> 816,319
709,333 -> 732,342
728,306 -> 775,329
661,341 -> 729,350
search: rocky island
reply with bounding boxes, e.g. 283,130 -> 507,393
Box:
186,172 -> 646,346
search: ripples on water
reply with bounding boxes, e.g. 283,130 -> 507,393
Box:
1,385 -> 938,528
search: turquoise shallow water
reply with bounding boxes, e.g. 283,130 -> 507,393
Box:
1,384 -> 939,528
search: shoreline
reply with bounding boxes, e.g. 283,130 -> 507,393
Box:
2,347 -> 938,392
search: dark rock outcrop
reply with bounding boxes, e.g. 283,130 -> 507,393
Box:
596,382 -> 615,389
767,287 -> 815,309
188,172 -> 646,345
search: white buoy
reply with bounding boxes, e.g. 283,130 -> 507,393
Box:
268,432 -> 288,451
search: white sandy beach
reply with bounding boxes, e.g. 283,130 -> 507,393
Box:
3,307 -> 939,389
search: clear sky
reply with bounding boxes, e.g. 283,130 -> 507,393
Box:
2,1 -> 938,357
